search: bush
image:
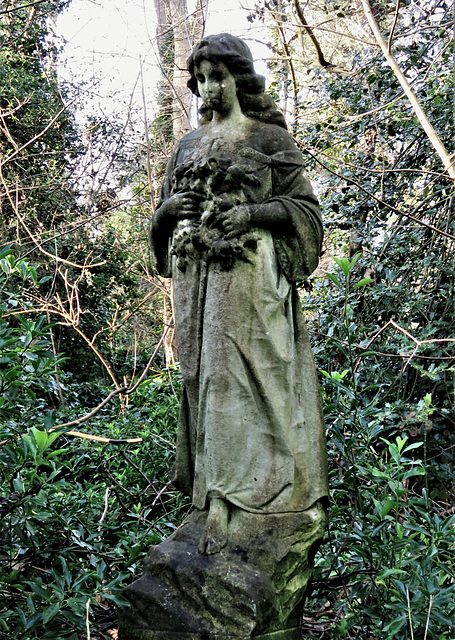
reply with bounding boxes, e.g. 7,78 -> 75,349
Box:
0,251 -> 187,639
302,255 -> 455,639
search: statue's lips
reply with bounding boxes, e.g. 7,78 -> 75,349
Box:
202,96 -> 222,109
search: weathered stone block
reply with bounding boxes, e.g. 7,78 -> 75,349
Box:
118,501 -> 326,639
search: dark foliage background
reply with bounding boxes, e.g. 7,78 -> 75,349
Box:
0,0 -> 453,638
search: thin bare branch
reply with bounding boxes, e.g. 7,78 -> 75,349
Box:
268,2 -> 298,115
0,0 -> 47,15
140,55 -> 154,205
39,324 -> 170,437
387,0 -> 401,53
294,0 -> 334,67
353,319 -> 455,374
64,431 -> 142,444
423,596 -> 434,640
296,141 -> 455,241
15,208 -> 106,269
361,0 -> 455,183
406,588 -> 415,640
151,480 -> 174,507
51,387 -> 128,431
127,325 -> 170,394
0,100 -> 76,169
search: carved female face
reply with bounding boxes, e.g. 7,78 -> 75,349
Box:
194,59 -> 238,116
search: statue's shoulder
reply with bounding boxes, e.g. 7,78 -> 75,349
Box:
175,128 -> 204,149
166,128 -> 206,167
247,120 -> 296,156
182,127 -> 204,142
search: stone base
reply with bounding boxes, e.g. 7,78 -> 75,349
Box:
118,501 -> 327,640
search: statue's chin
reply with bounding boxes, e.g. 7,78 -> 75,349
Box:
203,97 -> 221,111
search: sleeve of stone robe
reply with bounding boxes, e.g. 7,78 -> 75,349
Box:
268,149 -> 323,282
148,148 -> 178,278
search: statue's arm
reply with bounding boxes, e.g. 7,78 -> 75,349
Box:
249,201 -> 291,232
149,150 -> 199,276
221,127 -> 322,279
217,171 -> 321,281
152,192 -> 200,230
259,127 -> 323,279
218,200 -> 291,239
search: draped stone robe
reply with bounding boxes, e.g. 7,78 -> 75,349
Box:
150,120 -> 328,514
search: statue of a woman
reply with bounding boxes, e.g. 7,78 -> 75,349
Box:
150,33 -> 328,555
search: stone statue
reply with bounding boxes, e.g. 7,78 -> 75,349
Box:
120,33 -> 328,640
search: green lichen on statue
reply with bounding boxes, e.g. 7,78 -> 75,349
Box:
150,33 -> 328,557
120,33 -> 329,638
170,156 -> 260,271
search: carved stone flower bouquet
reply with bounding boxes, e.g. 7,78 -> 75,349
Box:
171,156 -> 260,270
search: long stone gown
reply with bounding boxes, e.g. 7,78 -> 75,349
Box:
150,120 -> 328,515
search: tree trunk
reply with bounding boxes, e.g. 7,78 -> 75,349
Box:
151,0 -> 207,362
153,0 -> 207,140
168,0 -> 192,139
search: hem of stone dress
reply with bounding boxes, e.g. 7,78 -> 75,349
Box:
192,492 -> 329,515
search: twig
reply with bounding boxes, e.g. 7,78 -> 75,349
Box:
16,200 -> 134,260
50,327 -> 171,440
297,142 -> 455,241
149,431 -> 176,449
98,487 -> 111,532
406,588 -> 415,640
50,387 -> 128,430
309,328 -> 454,362
140,55 -> 154,205
310,147 -> 446,178
151,480 -> 173,507
0,166 -> 105,270
387,0 -> 401,52
4,307 -> 171,440
0,100 -> 76,169
353,319 -> 455,373
126,325 -> 170,394
3,302 -> 120,389
361,0 -> 455,183
268,2 -> 299,114
120,451 -> 153,487
86,599 -> 91,640
64,431 -> 142,444
294,0 -> 334,68
110,485 -> 129,512
0,0 -> 47,14
0,96 -> 32,117
423,594 -> 433,640
67,324 -> 120,389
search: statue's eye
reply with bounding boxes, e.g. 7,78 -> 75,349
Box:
196,74 -> 205,83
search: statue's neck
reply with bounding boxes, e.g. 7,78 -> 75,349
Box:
211,98 -> 245,124
204,110 -> 252,140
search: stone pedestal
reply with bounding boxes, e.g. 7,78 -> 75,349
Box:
118,501 -> 326,639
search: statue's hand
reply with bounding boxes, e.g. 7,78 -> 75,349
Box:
216,204 -> 252,239
155,192 -> 201,225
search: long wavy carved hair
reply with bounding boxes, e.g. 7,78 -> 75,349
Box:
187,33 -> 287,130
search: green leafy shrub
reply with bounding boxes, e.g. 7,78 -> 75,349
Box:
0,251 -> 187,639
303,254 -> 454,639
